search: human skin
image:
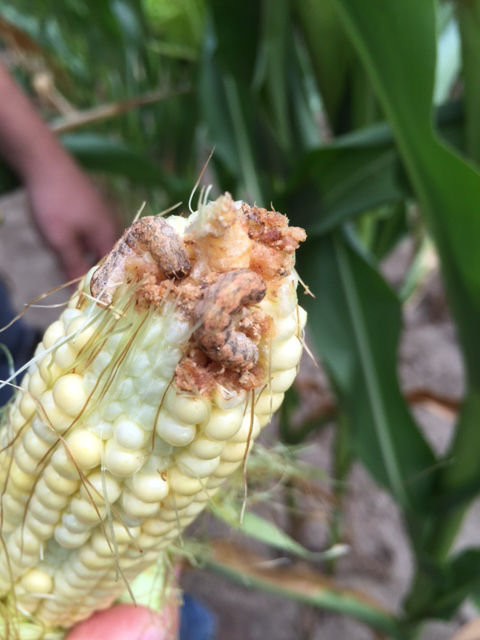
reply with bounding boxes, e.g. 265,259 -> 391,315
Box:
65,603 -> 180,640
0,61 -> 117,278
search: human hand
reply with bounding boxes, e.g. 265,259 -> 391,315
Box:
26,155 -> 118,280
65,602 -> 179,640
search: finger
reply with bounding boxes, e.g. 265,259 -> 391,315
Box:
65,603 -> 179,640
88,214 -> 119,261
59,239 -> 91,280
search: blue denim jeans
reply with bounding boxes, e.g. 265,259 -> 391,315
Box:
0,280 -> 37,406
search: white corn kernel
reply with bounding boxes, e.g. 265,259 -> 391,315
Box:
36,481 -> 69,511
254,391 -> 284,415
15,444 -> 38,475
131,472 -> 169,503
142,518 -> 175,537
53,374 -> 87,417
39,390 -> 72,434
188,436 -> 224,459
272,313 -> 298,343
51,446 -> 80,480
270,336 -> 302,371
28,371 -> 47,397
70,497 -> 106,525
62,513 -> 88,534
66,430 -> 102,470
203,407 -> 244,440
54,526 -> 90,549
164,388 -> 209,425
168,468 -> 203,495
44,466 -> 79,495
23,429 -> 50,459
297,305 -> 307,330
269,368 -> 297,393
54,343 -> 77,370
114,416 -> 148,450
19,393 -> 36,420
156,411 -> 196,447
80,470 -> 121,506
104,439 -> 145,477
67,320 -> 95,351
213,460 -> 242,478
42,321 -> 64,348
176,452 -> 220,478
231,413 -> 260,443
121,492 -> 160,519
29,497 -> 59,525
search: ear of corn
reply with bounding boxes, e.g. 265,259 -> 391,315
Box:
0,193 -> 306,638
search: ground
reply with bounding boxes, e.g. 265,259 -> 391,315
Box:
0,189 -> 476,639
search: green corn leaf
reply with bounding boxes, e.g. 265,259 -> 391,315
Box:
211,502 -> 346,562
206,541 -> 405,639
298,230 -> 436,511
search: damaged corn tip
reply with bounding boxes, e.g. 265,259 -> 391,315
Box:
0,192 -> 307,636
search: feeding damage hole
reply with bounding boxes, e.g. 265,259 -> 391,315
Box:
89,193 -> 306,395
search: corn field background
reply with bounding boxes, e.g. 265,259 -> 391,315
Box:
2,0 -> 480,638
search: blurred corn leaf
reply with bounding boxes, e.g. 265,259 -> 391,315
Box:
211,503 -> 341,562
61,133 -> 166,186
331,0 -> 480,544
206,541 -> 404,638
298,230 -> 435,511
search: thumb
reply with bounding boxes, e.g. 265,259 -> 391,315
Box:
65,603 -> 179,640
